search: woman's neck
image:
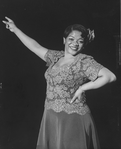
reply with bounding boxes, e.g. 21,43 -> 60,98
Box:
64,51 -> 75,59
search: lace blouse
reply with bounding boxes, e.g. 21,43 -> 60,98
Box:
44,50 -> 103,115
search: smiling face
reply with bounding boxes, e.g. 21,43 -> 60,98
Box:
64,30 -> 84,56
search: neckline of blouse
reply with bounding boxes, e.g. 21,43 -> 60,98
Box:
51,53 -> 82,70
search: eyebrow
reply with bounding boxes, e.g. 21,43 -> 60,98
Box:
69,36 -> 84,40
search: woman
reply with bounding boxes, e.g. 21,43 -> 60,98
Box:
3,17 -> 116,149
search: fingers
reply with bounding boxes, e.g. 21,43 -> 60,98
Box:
70,96 -> 78,103
2,16 -> 14,30
2,16 -> 13,24
70,93 -> 81,103
5,16 -> 13,22
2,20 -> 9,29
2,20 -> 7,24
70,98 -> 75,103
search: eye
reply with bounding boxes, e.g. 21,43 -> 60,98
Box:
78,40 -> 84,44
69,38 -> 74,41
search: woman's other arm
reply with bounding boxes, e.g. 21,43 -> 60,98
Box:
71,67 -> 116,103
80,67 -> 116,91
2,17 -> 48,61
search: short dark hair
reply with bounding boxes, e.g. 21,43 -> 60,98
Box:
63,24 -> 90,46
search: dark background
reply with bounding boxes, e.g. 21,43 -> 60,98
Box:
0,0 -> 120,149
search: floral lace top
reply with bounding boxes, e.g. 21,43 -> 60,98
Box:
44,50 -> 103,115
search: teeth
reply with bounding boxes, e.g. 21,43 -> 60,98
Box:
70,47 -> 78,50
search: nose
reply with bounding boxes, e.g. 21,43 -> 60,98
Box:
72,40 -> 79,46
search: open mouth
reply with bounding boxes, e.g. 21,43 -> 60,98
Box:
70,46 -> 78,51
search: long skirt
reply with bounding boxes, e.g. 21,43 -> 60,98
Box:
36,108 -> 100,149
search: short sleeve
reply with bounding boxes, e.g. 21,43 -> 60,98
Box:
81,56 -> 104,81
44,50 -> 64,67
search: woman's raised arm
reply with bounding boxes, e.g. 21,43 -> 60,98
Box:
2,17 -> 48,61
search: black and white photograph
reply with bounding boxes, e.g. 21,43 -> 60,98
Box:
0,0 -> 120,149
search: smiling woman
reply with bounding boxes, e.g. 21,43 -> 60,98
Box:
64,30 -> 84,56
2,17 -> 116,149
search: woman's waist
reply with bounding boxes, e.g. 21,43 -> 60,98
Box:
44,98 -> 89,115
46,87 -> 86,101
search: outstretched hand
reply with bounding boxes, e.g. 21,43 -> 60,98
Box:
2,17 -> 17,32
70,87 -> 84,103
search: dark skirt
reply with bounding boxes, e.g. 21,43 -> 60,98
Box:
36,108 -> 100,149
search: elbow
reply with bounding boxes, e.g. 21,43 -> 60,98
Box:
102,73 -> 116,84
109,73 -> 117,83
98,68 -> 116,85
112,75 -> 117,81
